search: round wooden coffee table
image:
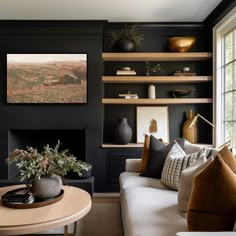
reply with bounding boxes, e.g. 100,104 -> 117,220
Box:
0,185 -> 92,235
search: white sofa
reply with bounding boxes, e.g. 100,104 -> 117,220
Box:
119,158 -> 236,236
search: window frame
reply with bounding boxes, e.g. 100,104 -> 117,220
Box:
213,6 -> 236,148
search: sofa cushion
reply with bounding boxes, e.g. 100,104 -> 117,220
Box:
119,172 -> 169,190
121,186 -> 187,236
183,139 -> 218,158
187,155 -> 236,231
178,155 -> 213,213
161,142 -> 206,190
139,134 -> 150,173
140,136 -> 184,179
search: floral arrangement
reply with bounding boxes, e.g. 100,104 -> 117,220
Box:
6,141 -> 89,182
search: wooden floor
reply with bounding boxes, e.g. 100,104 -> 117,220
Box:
78,193 -> 123,236
34,193 -> 123,236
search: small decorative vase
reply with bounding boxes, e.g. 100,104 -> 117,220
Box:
114,118 -> 132,144
148,85 -> 156,99
183,109 -> 197,143
31,175 -> 62,198
117,39 -> 135,52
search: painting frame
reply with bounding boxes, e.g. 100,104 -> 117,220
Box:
136,106 -> 169,143
6,53 -> 88,104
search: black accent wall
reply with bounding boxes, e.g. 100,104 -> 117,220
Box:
0,18 -> 224,191
0,20 -> 109,191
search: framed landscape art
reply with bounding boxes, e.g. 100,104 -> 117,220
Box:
7,53 -> 87,104
136,106 -> 169,143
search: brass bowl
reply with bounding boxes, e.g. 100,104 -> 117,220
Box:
168,36 -> 196,53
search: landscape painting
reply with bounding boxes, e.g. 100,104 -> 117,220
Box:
7,53 -> 87,103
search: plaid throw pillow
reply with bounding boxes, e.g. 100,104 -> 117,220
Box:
161,142 -> 206,190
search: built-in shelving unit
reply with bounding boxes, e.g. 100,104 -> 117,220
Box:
102,51 -> 213,146
102,52 -> 212,61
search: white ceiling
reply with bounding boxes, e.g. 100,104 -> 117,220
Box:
0,0 -> 222,22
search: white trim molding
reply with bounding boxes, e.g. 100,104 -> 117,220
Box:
213,6 -> 236,148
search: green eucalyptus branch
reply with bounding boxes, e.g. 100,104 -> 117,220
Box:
145,61 -> 161,75
6,140 -> 90,182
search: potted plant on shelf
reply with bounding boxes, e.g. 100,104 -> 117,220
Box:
145,61 -> 161,76
6,141 -> 91,198
111,24 -> 144,52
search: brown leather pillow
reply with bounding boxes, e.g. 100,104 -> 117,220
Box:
217,145 -> 236,173
187,155 -> 236,231
138,135 -> 150,172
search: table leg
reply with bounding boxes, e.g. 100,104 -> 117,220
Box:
64,222 -> 77,236
64,225 -> 68,236
73,221 -> 77,236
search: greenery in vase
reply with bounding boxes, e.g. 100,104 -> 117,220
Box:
111,24 -> 144,48
145,61 -> 161,75
6,141 -> 89,182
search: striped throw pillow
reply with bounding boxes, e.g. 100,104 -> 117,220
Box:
161,142 -> 206,190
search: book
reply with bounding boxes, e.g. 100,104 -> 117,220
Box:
116,70 -> 136,75
119,95 -> 139,99
174,72 -> 197,76
118,93 -> 138,99
119,93 -> 138,96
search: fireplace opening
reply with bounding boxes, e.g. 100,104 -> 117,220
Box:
8,129 -> 86,179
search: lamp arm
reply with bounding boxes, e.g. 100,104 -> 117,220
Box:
188,116 -> 198,128
197,114 -> 215,128
188,113 -> 215,128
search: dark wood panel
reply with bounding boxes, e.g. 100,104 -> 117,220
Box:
107,149 -> 142,186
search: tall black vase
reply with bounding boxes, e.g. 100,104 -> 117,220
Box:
114,118 -> 132,144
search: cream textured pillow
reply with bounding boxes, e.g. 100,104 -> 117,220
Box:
178,155 -> 213,213
161,142 -> 206,190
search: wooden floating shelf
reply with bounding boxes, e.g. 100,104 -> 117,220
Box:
102,143 -> 144,148
102,52 -> 212,61
102,143 -> 213,148
102,76 -> 212,83
102,98 -> 213,104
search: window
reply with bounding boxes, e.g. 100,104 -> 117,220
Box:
214,7 -> 236,149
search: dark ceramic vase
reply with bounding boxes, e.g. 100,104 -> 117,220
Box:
114,118 -> 132,144
117,39 -> 135,52
31,175 -> 62,198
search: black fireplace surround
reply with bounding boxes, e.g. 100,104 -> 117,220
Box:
7,129 -> 86,178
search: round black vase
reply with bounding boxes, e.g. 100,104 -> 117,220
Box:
114,118 -> 132,144
117,39 -> 135,52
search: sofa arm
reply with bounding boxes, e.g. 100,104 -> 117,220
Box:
125,159 -> 141,172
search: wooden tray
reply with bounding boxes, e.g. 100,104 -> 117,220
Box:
2,188 -> 64,209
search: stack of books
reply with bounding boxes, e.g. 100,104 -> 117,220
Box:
118,93 -> 139,99
116,67 -> 136,75
2,187 -> 35,204
174,71 -> 197,76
